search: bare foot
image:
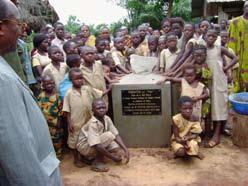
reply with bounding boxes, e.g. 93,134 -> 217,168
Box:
196,152 -> 205,160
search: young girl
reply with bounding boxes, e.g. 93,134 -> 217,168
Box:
42,46 -> 68,91
38,75 -> 63,159
159,64 -> 209,120
171,96 -> 204,159
204,29 -> 238,147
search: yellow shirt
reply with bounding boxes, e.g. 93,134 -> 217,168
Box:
160,48 -> 180,70
32,52 -> 51,68
42,62 -> 68,91
85,35 -> 96,47
111,47 -> 126,66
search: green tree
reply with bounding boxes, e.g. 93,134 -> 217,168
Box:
64,15 -> 81,34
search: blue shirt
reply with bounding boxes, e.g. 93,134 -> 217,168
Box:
59,73 -> 72,100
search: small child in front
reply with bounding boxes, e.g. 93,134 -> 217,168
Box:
38,75 -> 63,159
171,96 -> 204,159
77,98 -> 129,172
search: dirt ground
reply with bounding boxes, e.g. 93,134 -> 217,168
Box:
61,136 -> 248,186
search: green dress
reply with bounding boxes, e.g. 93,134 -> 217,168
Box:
195,63 -> 212,118
38,91 -> 64,159
228,16 -> 248,92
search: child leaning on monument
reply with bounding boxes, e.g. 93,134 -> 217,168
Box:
76,98 -> 130,172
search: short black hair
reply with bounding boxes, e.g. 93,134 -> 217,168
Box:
182,63 -> 196,74
193,44 -> 207,54
63,40 -> 76,53
178,96 -> 193,107
66,54 -> 81,68
161,18 -> 172,26
95,36 -> 105,46
68,67 -> 82,81
33,33 -> 48,48
148,35 -> 158,43
53,22 -> 64,29
48,45 -> 60,56
92,98 -> 105,108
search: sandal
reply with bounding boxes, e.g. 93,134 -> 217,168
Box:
204,140 -> 219,148
91,161 -> 109,172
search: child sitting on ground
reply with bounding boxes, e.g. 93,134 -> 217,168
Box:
171,96 -> 204,159
42,46 -> 68,91
76,98 -> 129,172
38,75 -> 63,159
63,68 -> 111,167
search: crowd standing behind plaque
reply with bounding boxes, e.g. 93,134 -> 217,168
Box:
2,0 -> 245,178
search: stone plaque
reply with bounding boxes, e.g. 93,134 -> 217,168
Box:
121,89 -> 161,115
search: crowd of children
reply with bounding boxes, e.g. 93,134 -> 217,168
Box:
14,14 -> 242,171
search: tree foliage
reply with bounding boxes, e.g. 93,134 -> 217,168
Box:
64,15 -> 81,34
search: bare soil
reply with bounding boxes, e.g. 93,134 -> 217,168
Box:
61,137 -> 248,186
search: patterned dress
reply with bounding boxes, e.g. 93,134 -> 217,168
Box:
38,91 -> 63,159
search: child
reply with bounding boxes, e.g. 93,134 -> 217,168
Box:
59,53 -> 81,100
111,37 -> 131,74
161,18 -> 172,36
38,75 -> 63,159
42,46 -> 68,91
171,96 -> 204,159
159,64 -> 209,120
147,35 -> 159,57
51,22 -> 66,56
130,31 -> 148,56
220,30 -> 239,92
204,29 -> 238,147
63,40 -> 78,55
62,68 -> 104,167
76,98 -> 129,172
160,33 -> 180,73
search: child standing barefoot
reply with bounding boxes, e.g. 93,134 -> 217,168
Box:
205,29 -> 238,147
38,75 -> 63,159
171,96 -> 204,159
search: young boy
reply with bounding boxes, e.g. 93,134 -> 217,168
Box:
51,22 -> 66,57
59,53 -> 81,100
171,96 -> 204,159
147,35 -> 159,57
76,98 -> 129,172
160,33 -> 180,73
42,46 -> 68,91
63,40 -> 78,56
62,68 -> 104,167
130,31 -> 148,57
111,37 -> 131,74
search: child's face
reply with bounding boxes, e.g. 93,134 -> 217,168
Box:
115,39 -> 125,51
81,26 -> 90,38
105,41 -> 111,51
167,37 -> 177,50
220,33 -> 229,45
103,65 -> 110,77
71,71 -> 84,88
148,40 -> 158,52
180,101 -> 193,120
96,41 -> 106,53
194,50 -> 206,64
200,21 -> 210,35
72,59 -> 81,68
43,78 -> 55,93
82,48 -> 95,63
131,34 -> 141,45
162,21 -> 171,34
93,100 -> 107,118
138,27 -> 147,39
153,30 -> 161,38
101,28 -> 110,40
40,38 -> 50,52
172,23 -> 182,38
183,25 -> 194,40
206,31 -> 217,46
67,43 -> 78,55
55,25 -> 65,39
64,33 -> 72,40
158,39 -> 166,50
49,48 -> 64,62
184,68 -> 196,84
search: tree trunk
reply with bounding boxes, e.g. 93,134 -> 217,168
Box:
167,0 -> 174,18
232,112 -> 248,148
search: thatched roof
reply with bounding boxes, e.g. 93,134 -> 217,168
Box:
18,0 -> 59,32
